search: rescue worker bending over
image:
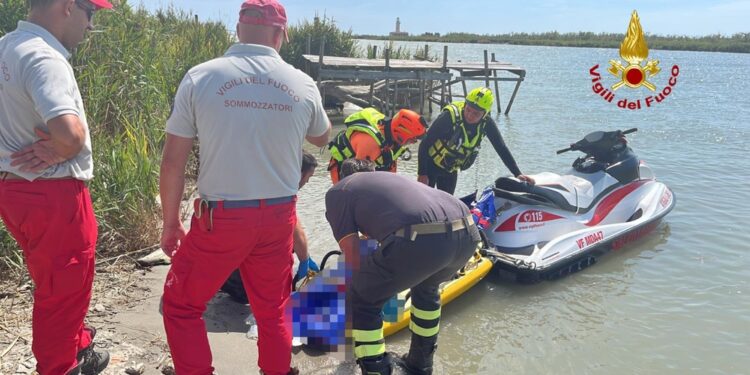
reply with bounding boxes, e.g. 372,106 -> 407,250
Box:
325,159 -> 481,375
417,87 -> 534,194
328,108 -> 427,183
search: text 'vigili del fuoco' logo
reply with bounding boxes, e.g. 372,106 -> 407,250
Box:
589,11 -> 680,110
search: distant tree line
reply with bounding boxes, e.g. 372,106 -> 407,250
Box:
280,15 -> 434,70
355,31 -> 750,54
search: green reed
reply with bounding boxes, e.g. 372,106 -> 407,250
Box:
364,40 -> 438,61
280,14 -> 361,70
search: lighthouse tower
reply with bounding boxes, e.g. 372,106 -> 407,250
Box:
390,17 -> 409,37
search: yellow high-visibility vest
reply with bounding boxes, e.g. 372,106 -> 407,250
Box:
427,102 -> 487,173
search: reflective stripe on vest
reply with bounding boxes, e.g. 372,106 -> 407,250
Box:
427,102 -> 486,173
328,108 -> 400,171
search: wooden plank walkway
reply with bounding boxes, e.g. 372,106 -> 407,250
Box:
303,55 -> 443,69
302,55 -> 523,72
302,46 -> 526,115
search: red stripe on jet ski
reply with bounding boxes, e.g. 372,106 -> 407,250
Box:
495,213 -> 519,232
587,180 -> 650,227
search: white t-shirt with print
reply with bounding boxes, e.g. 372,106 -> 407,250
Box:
0,21 -> 93,180
166,43 -> 329,201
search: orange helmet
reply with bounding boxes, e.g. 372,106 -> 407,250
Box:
390,109 -> 428,145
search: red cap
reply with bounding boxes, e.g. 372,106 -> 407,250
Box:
88,0 -> 113,10
240,0 -> 287,29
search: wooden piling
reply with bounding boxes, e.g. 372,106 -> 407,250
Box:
394,79 -> 399,115
483,50 -> 490,88
440,46 -> 448,108
493,69 -> 501,114
317,38 -> 325,101
384,48 -> 391,116
369,83 -> 375,106
305,35 -> 312,74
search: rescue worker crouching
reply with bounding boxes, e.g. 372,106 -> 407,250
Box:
417,87 -> 535,194
325,159 -> 481,375
328,108 -> 428,183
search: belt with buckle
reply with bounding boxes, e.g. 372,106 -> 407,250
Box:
206,195 -> 296,209
0,171 -> 74,181
393,215 -> 475,241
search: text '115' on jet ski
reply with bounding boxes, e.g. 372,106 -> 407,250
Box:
471,128 -> 675,282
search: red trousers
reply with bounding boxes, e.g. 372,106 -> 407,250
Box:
0,179 -> 97,375
162,200 -> 296,375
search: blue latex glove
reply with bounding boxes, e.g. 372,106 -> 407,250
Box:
295,256 -> 320,281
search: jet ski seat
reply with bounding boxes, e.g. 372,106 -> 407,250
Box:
494,177 -> 579,212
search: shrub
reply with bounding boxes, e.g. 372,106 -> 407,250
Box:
0,0 -> 25,38
280,14 -> 360,71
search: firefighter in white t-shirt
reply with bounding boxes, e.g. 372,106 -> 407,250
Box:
158,1 -> 331,374
0,1 -> 114,374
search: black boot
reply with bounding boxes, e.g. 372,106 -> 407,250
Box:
402,334 -> 438,375
66,363 -> 81,375
77,346 -> 110,375
357,352 -> 394,375
260,367 -> 299,375
75,325 -> 97,361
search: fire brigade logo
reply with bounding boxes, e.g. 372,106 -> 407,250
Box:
608,11 -> 660,91
588,10 -> 680,110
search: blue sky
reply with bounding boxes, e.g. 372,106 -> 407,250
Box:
135,0 -> 749,36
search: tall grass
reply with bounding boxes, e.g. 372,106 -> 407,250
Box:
0,1 -> 233,276
280,14 -> 361,70
279,15 -> 434,69
0,0 -> 25,37
363,41 -> 438,61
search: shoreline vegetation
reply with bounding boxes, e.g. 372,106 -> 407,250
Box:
355,32 -> 750,54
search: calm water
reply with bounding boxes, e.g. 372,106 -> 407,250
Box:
298,41 -> 750,374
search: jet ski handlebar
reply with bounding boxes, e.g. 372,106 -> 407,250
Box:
556,145 -> 574,155
556,128 -> 638,154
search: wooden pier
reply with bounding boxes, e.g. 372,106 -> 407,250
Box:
303,45 -> 526,116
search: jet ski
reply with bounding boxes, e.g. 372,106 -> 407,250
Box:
475,128 -> 675,282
